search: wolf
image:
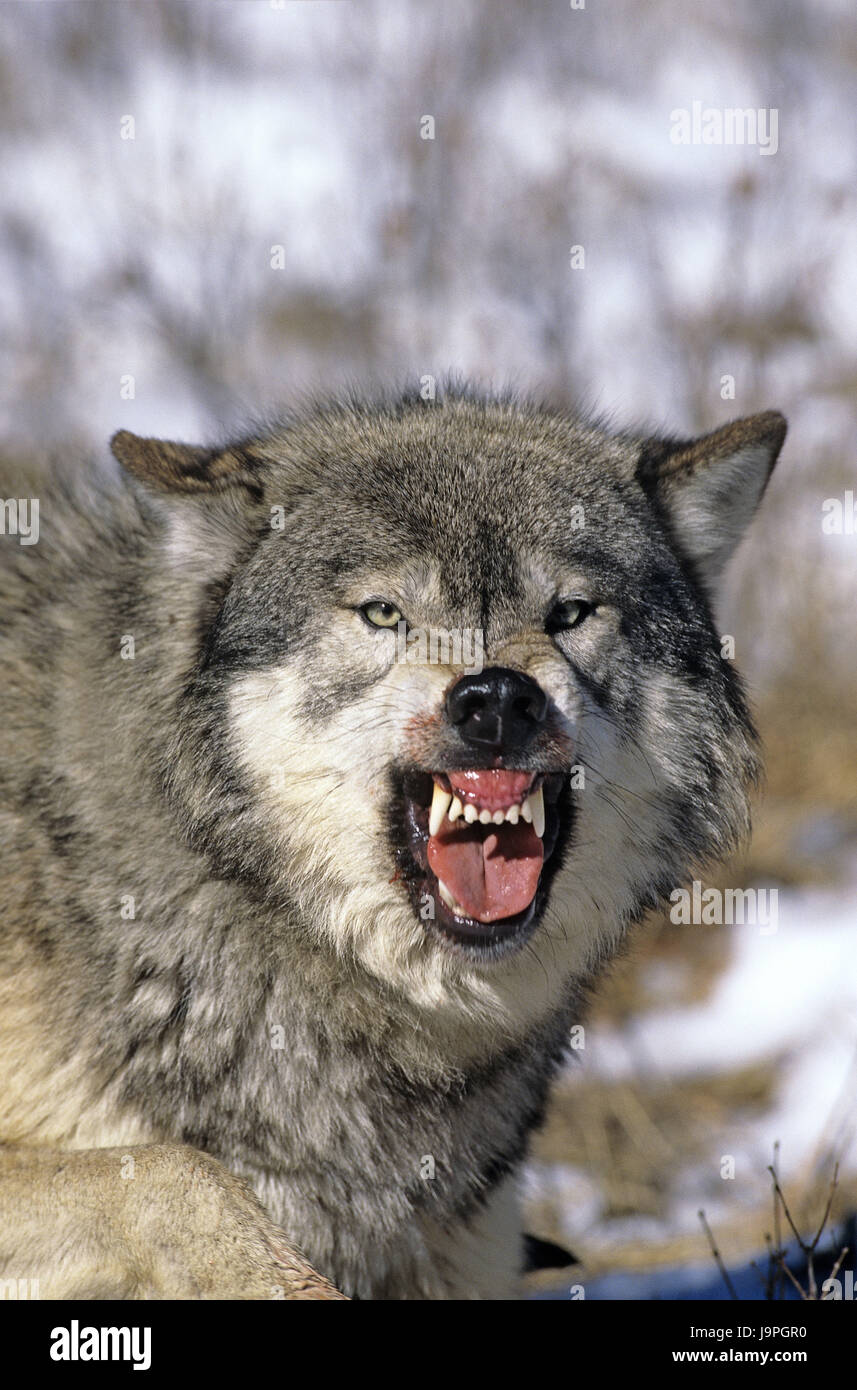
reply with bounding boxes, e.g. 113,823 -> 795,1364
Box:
0,389 -> 785,1299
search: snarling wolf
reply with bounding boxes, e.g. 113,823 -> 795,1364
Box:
0,390 -> 785,1299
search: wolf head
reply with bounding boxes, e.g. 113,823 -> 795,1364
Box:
111,392 -> 784,1041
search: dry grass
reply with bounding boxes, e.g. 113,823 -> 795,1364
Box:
529,1063 -> 776,1231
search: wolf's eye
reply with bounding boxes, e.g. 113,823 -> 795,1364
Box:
546,599 -> 593,633
360,600 -> 403,629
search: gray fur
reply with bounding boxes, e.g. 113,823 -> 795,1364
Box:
0,387 -> 785,1298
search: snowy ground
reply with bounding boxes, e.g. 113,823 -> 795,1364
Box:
525,866 -> 857,1260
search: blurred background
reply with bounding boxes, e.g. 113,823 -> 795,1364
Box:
1,0 -> 855,1297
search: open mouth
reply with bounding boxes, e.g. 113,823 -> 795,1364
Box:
396,767 -> 572,959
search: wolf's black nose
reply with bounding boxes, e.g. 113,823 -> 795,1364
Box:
446,667 -> 548,751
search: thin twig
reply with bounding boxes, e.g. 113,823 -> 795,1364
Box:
776,1253 -> 810,1302
750,1248 -> 775,1298
809,1162 -> 840,1251
829,1245 -> 850,1283
767,1166 -> 805,1249
820,1245 -> 851,1299
699,1209 -> 739,1301
771,1141 -> 783,1301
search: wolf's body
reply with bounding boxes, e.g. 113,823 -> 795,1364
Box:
0,391 -> 785,1299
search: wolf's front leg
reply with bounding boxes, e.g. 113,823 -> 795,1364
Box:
0,1143 -> 345,1299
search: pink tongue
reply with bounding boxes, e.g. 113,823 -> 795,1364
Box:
427,818 -> 544,924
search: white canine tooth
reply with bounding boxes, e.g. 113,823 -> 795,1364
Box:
505,803 -> 520,825
437,878 -> 466,917
531,785 -> 545,838
448,796 -> 463,822
429,784 -> 453,836
463,802 -> 478,824
492,810 -> 505,825
478,809 -> 492,824
520,798 -> 533,824
437,878 -> 456,910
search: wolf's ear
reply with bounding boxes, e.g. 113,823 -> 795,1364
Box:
110,430 -> 263,498
635,411 -> 786,589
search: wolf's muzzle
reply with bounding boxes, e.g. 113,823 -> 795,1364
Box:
445,667 -> 548,753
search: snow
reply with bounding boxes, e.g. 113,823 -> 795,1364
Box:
527,870 -> 857,1253
589,877 -> 857,1088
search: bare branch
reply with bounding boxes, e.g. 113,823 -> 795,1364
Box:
767,1165 -> 806,1250
699,1208 -> 739,1301
809,1162 -> 840,1252
776,1253 -> 810,1302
